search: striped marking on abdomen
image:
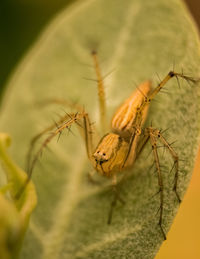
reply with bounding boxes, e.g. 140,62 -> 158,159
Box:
111,81 -> 151,134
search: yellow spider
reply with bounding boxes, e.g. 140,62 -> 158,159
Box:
18,51 -> 198,240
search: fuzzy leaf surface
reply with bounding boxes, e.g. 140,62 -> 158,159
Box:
0,0 -> 200,258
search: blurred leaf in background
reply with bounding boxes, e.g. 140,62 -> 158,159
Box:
0,0 -> 75,100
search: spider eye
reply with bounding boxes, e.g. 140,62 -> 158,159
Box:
103,153 -> 106,156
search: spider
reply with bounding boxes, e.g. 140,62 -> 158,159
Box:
17,51 -> 198,240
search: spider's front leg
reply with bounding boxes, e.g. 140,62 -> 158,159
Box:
26,113 -> 71,172
16,111 -> 93,199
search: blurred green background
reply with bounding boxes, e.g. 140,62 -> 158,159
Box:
0,0 -> 200,258
0,0 -> 75,99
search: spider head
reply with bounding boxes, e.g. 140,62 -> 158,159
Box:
92,133 -> 128,176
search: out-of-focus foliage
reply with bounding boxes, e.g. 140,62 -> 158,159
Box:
0,133 -> 37,259
0,0 -> 75,99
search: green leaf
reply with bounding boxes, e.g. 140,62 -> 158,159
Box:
0,0 -> 200,258
0,133 -> 37,259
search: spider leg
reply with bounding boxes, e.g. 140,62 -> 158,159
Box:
122,129 -> 141,168
133,71 -> 199,133
82,112 -> 94,159
107,175 -> 125,225
26,97 -> 85,171
16,111 -> 93,199
148,128 -> 181,203
135,133 -> 150,159
145,127 -> 166,240
148,71 -> 199,100
144,126 -> 181,240
26,113 -> 71,172
91,51 -> 107,132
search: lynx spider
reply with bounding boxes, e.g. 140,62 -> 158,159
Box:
19,51 -> 198,240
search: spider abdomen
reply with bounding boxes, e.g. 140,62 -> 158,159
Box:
111,81 -> 151,137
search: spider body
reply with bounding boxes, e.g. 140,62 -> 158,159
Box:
20,51 -> 199,240
93,80 -> 151,176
